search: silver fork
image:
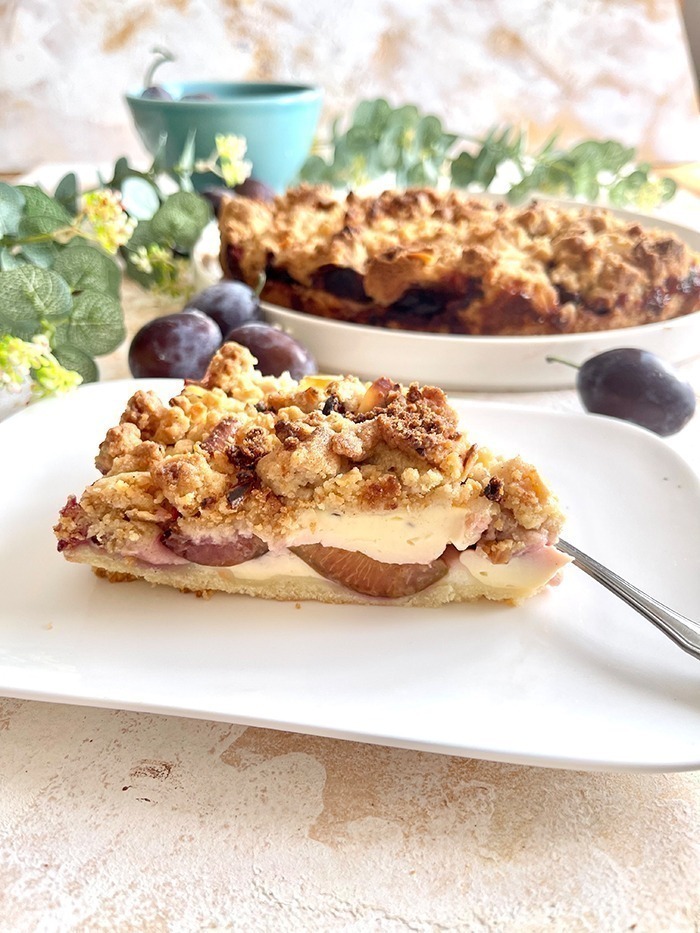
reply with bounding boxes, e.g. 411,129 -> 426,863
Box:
557,538 -> 700,661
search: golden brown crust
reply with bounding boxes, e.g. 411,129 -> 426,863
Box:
219,186 -> 700,336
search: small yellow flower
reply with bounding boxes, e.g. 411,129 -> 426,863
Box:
215,134 -> 253,187
0,334 -> 81,397
83,189 -> 136,253
131,245 -> 153,274
632,179 -> 668,211
215,134 -> 248,163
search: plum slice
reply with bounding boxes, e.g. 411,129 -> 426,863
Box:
291,544 -> 447,598
391,287 -> 447,317
163,529 -> 268,566
314,265 -> 369,303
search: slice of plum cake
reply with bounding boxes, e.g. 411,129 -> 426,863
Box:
54,343 -> 568,606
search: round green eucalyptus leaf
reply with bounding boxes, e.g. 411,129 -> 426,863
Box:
539,160 -> 573,195
51,320 -> 71,346
377,125 -> 404,170
149,191 -> 211,251
622,169 -> 648,192
0,266 -> 72,333
52,343 -> 99,384
657,177 -> 677,202
67,289 -> 125,356
450,151 -> 477,187
386,104 -> 420,132
352,99 -> 378,128
0,183 -> 25,238
0,247 -> 28,271
568,141 -> 605,172
570,162 -> 600,201
406,160 -> 439,186
54,173 -> 79,215
299,155 -> 331,184
601,141 -> 635,174
608,181 -> 631,207
17,185 -> 73,226
17,214 -> 66,268
329,143 -> 363,184
505,180 -> 534,204
52,245 -> 121,296
113,157 -> 131,186
121,176 -> 161,221
440,132 -> 458,152
470,149 -> 499,188
416,115 -> 444,150
344,126 -> 375,155
352,98 -> 391,136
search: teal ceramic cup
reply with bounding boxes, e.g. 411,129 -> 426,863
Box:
125,82 -> 322,192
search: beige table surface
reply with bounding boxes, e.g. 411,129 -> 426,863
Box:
2,184 -> 700,931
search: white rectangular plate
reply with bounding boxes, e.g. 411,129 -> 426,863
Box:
1,380 -> 699,771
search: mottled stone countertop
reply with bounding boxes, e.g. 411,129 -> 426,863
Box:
3,188 -> 700,931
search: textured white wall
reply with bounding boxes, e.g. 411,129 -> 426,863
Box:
0,0 -> 698,172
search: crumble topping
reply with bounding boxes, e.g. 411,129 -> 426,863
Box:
55,343 -> 563,562
219,186 -> 700,335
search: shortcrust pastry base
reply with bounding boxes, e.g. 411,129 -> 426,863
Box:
67,549 -> 550,608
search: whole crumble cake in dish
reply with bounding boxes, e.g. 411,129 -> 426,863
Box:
54,343 -> 568,605
219,186 -> 700,336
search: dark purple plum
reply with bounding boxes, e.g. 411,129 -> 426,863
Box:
233,177 -> 275,202
200,187 -> 235,218
224,322 -> 317,380
141,86 -> 173,100
129,310 -> 222,379
576,348 -> 696,436
200,179 -> 275,218
185,281 -> 262,336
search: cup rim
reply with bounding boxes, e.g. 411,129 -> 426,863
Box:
126,81 -> 322,106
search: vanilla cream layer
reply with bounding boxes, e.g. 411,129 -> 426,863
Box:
179,503 -> 493,565
457,546 -> 570,594
271,501 -> 493,564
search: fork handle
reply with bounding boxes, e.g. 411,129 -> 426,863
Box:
557,538 -> 700,661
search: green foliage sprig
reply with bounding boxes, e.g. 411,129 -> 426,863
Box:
0,146 -> 215,389
0,127 -> 250,394
0,333 -> 82,399
106,133 -> 247,294
300,99 -> 676,209
0,181 -> 128,384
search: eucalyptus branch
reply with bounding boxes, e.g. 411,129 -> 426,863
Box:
0,224 -> 80,248
299,99 -> 677,209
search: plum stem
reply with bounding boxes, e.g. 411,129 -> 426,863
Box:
546,355 -> 580,370
144,47 -> 175,89
254,271 -> 266,298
